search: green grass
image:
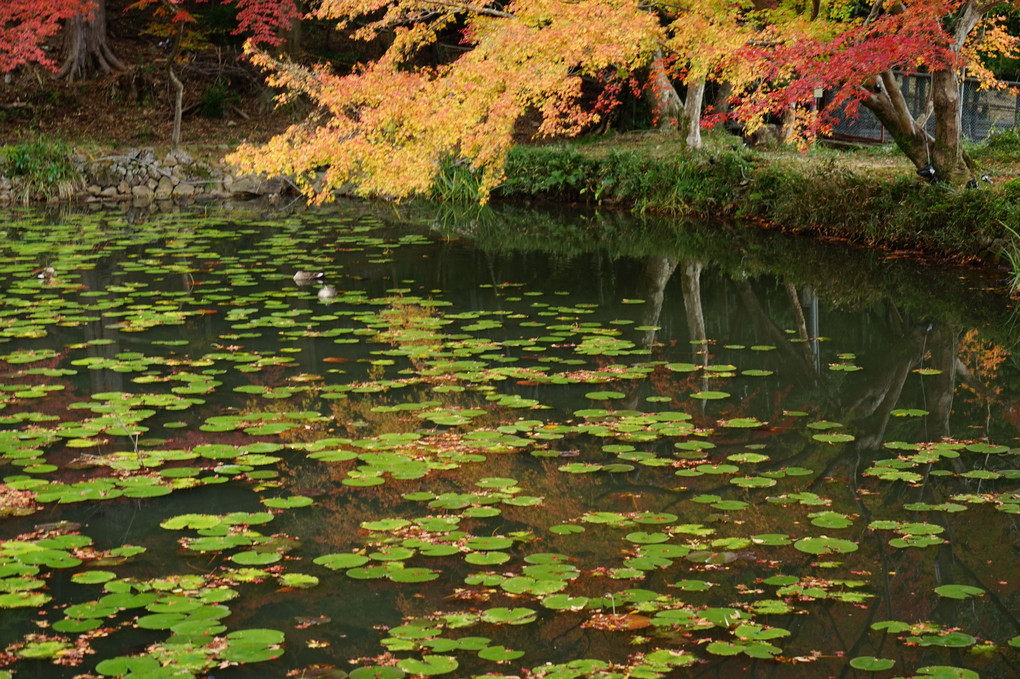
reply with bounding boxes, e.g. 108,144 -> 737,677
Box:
485,130 -> 1020,260
1,136 -> 83,202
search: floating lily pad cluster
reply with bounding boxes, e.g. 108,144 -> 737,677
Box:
0,206 -> 1017,679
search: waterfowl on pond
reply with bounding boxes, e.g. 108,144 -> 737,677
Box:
293,271 -> 324,285
38,266 -> 56,280
317,285 -> 337,301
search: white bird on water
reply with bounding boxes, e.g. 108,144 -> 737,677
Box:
293,271 -> 324,285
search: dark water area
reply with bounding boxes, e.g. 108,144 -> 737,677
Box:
0,201 -> 1018,679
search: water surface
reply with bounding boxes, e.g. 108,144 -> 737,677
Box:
0,202 -> 1017,679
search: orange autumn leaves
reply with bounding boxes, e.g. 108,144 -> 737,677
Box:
229,0 -> 659,202
227,0 -> 1020,202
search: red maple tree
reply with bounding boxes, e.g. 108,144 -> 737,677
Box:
0,0 -> 90,73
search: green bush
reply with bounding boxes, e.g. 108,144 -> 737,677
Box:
975,127 -> 1020,163
0,136 -> 82,202
198,81 -> 240,119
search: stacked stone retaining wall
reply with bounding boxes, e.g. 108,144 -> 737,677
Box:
0,147 -> 291,205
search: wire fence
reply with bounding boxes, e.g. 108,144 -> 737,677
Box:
823,72 -> 1020,143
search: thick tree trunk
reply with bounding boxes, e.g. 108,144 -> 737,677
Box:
931,70 -> 974,185
56,0 -> 126,82
858,0 -> 989,185
683,75 -> 706,149
861,70 -> 972,184
646,50 -> 682,133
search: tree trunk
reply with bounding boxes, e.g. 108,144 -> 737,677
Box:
56,0 -> 126,82
683,75 -> 706,149
169,65 -> 183,150
930,70 -> 974,184
858,0 -> 989,185
282,1 -> 303,58
861,70 -> 973,184
645,50 -> 682,133
861,71 -> 934,169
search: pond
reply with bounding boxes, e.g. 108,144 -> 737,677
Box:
0,201 -> 1018,679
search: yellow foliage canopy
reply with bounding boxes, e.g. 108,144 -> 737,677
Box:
228,0 -> 660,202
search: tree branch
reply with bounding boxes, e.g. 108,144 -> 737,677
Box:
422,0 -> 514,18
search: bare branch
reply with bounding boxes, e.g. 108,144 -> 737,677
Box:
421,0 -> 514,18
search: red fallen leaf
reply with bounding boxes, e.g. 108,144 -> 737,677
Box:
294,615 -> 332,629
583,613 -> 652,631
198,309 -> 218,315
517,380 -> 540,386
322,357 -> 349,363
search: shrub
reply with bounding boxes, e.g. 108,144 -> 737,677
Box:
198,81 -> 240,119
0,136 -> 82,202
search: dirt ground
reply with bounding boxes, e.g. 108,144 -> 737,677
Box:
0,34 -> 295,164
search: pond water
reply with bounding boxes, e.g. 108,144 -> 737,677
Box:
0,201 -> 1018,679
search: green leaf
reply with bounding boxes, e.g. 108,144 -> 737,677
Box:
933,584 -> 984,599
397,655 -> 458,675
849,656 -> 895,671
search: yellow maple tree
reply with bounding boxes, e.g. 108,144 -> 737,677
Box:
228,0 -> 660,202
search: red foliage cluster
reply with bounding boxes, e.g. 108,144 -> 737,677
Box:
0,0 -> 90,72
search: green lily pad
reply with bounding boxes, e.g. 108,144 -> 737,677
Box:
849,656 -> 895,671
397,655 -> 458,675
933,584 -> 985,599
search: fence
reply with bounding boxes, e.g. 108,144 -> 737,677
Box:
823,72 -> 1020,143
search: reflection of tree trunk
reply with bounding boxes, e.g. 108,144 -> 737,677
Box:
850,349 -> 918,451
845,315 -> 961,451
636,255 -> 677,350
80,268 -> 124,394
680,261 -> 708,368
733,279 -> 826,394
921,324 -> 961,441
57,0 -> 126,81
846,304 -> 926,451
625,255 -> 678,411
785,283 -> 817,368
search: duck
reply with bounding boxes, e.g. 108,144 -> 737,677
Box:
293,271 -> 324,285
317,285 -> 337,302
37,266 -> 57,284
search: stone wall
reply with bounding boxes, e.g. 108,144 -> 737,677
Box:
0,147 -> 291,205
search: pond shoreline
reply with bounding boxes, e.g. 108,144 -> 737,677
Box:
2,136 -> 1018,267
492,141 -> 1020,265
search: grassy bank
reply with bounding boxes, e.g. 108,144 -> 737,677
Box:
473,130 -> 1020,261
5,130 -> 1019,263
